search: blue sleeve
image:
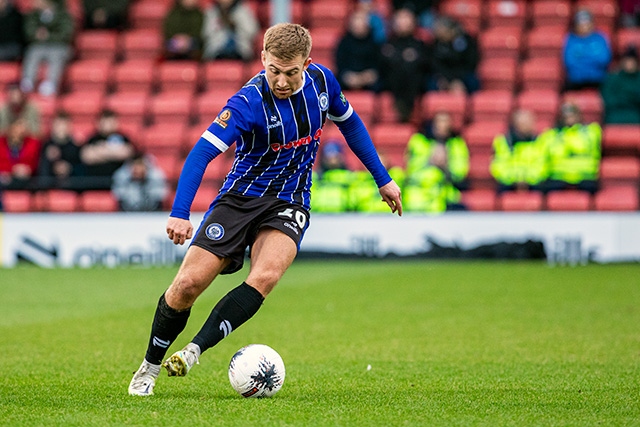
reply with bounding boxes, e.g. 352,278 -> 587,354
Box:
593,33 -> 612,66
336,111 -> 391,188
170,138 -> 222,219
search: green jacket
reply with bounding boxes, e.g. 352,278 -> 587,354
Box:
163,5 -> 204,43
404,166 -> 461,213
601,70 -> 640,124
490,133 -> 549,186
311,169 -> 354,213
539,123 -> 601,184
24,6 -> 74,44
406,132 -> 469,184
349,167 -> 406,213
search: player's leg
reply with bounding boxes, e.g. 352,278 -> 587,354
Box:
128,246 -> 228,395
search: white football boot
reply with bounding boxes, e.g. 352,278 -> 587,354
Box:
128,360 -> 161,396
163,343 -> 201,377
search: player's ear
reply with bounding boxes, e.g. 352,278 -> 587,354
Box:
261,50 -> 266,66
303,57 -> 312,69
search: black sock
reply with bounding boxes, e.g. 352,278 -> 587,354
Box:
144,293 -> 191,365
191,282 -> 265,353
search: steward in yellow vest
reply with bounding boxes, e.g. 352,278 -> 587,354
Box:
311,141 -> 354,213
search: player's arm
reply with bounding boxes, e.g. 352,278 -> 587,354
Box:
335,111 -> 403,216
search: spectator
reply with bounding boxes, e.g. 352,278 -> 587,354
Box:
539,102 -> 601,194
112,154 -> 168,212
350,152 -> 406,213
355,0 -> 387,44
0,0 -> 24,61
37,111 -> 84,188
311,141 -> 353,213
620,0 -> 640,27
0,119 -> 41,188
162,0 -> 204,60
83,0 -> 129,30
601,45 -> 640,124
392,0 -> 439,30
0,82 -> 41,136
202,0 -> 258,61
335,9 -> 381,92
80,109 -> 136,190
490,110 -> 548,193
404,111 -> 469,212
20,0 -> 74,97
379,8 -> 429,122
563,9 -> 612,91
428,15 -> 480,94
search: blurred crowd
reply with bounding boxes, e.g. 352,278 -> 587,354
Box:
0,0 -> 639,213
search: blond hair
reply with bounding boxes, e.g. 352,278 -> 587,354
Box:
263,23 -> 312,61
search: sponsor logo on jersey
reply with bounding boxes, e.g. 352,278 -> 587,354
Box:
205,223 -> 225,240
340,92 -> 347,106
319,92 -> 329,111
270,128 -> 323,152
214,109 -> 231,129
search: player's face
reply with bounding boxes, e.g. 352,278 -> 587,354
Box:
262,51 -> 312,99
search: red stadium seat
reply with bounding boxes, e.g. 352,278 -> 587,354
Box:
370,123 -> 416,151
31,94 -> 59,129
575,0 -> 618,33
486,0 -> 527,28
75,30 -> 118,61
530,0 -> 572,28
467,152 -> 493,182
202,60 -> 246,91
375,92 -> 403,124
119,29 -> 162,61
112,59 -> 156,93
470,90 -> 513,123
599,156 -> 640,185
149,91 -> 194,125
421,92 -> 467,130
519,57 -> 563,92
150,152 -> 180,182
59,90 -> 105,128
499,191 -> 544,211
478,26 -> 523,60
439,0 -> 482,35
478,57 -> 517,91
546,190 -> 592,211
129,0 -> 170,29
516,89 -> 560,124
2,190 -> 32,212
602,125 -> 640,155
157,61 -> 200,93
615,28 -> 640,57
525,25 -> 566,59
45,190 -> 79,212
308,0 -> 350,30
195,88 -> 238,123
190,187 -> 218,212
594,185 -> 639,211
104,91 -> 149,129
0,62 -> 20,88
562,90 -> 603,124
64,59 -> 111,93
342,90 -> 376,127
80,190 -> 119,212
461,189 -> 497,211
463,121 -> 506,155
139,122 -> 186,154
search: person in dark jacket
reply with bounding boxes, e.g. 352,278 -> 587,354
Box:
83,0 -> 129,30
37,111 -> 84,189
379,8 -> 429,122
335,9 -> 381,91
601,45 -> 640,124
0,0 -> 24,61
163,0 -> 204,60
427,15 -> 480,93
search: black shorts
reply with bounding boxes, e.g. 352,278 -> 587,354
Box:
191,193 -> 310,275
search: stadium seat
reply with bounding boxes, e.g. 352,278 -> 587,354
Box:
119,29 -> 162,61
460,189 -> 496,211
342,90 -> 376,127
129,0 -> 170,29
599,156 -> 640,185
478,57 -> 517,91
2,190 -> 32,212
594,185 -> 639,211
486,0 -> 527,28
463,121 -> 506,155
112,59 -> 156,93
308,0 -> 350,30
421,92 -> 467,130
80,190 -> 119,212
470,90 -> 513,123
575,0 -> 617,33
525,25 -> 566,59
370,123 -> 416,151
157,61 -> 200,93
615,28 -> 640,57
478,26 -> 523,60
516,89 -> 560,125
375,92 -> 403,124
59,90 -> 105,128
467,152 -> 493,185
64,59 -> 111,93
202,60 -> 246,91
499,191 -> 544,211
546,190 -> 592,211
70,121 -> 97,143
439,0 -> 482,35
149,91 -> 194,125
0,62 -> 20,88
138,123 -> 186,155
104,91 -> 149,129
190,187 -> 218,212
75,30 -> 118,61
530,0 -> 571,28
310,27 -> 342,59
44,190 -> 79,212
195,88 -> 239,123
602,125 -> 640,156
31,94 -> 59,128
519,58 -> 563,92
150,152 -> 180,183
562,90 -> 603,124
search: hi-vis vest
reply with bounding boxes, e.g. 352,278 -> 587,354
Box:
539,123 -> 601,184
349,167 -> 406,213
311,169 -> 353,213
490,134 -> 549,185
406,133 -> 469,183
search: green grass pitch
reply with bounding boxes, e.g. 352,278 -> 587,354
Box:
1,261 -> 639,426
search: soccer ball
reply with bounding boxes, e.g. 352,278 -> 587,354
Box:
228,344 -> 286,398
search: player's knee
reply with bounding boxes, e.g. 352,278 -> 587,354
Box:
247,270 -> 281,296
170,273 -> 207,304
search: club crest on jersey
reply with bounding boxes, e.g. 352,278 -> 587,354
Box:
205,223 -> 225,240
214,110 -> 231,129
318,92 -> 329,111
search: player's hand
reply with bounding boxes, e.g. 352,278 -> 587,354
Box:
379,180 -> 403,216
166,216 -> 193,245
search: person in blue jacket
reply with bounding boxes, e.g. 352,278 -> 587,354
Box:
563,9 -> 612,91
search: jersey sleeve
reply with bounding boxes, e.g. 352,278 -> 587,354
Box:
322,65 -> 353,123
205,93 -> 255,147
